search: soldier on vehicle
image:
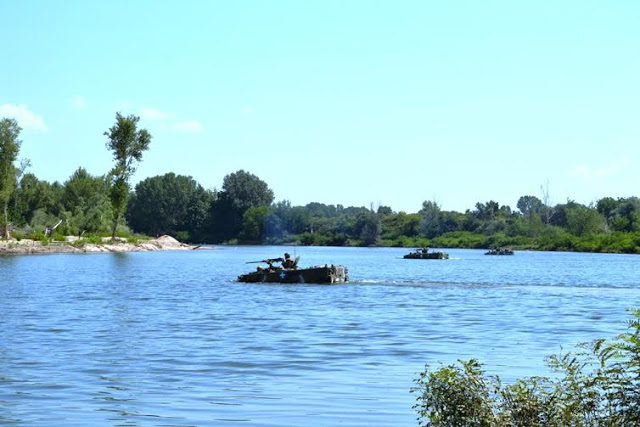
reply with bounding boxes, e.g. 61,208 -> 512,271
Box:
282,253 -> 296,269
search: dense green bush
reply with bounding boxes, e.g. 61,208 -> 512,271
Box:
49,232 -> 65,242
298,232 -> 349,246
73,233 -> 103,246
412,309 -> 640,426
174,231 -> 191,243
430,231 -> 489,249
27,231 -> 47,242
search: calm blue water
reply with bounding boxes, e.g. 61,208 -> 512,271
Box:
1,246 -> 639,426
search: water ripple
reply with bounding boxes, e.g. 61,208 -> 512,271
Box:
1,248 -> 639,425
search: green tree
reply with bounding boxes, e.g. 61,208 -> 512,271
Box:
61,167 -> 111,235
222,169 -> 274,213
380,211 -> 421,241
209,170 -> 273,242
439,210 -> 464,234
474,200 -> 500,221
62,167 -> 107,213
516,195 -> 543,218
0,118 -> 22,239
566,203 -> 605,236
81,193 -> 113,234
473,200 -> 509,235
610,197 -> 640,232
359,204 -> 381,246
241,205 -> 269,242
517,195 -> 543,237
287,205 -> 313,234
104,113 -> 151,239
419,200 -> 442,238
596,196 -> 619,226
13,173 -> 44,224
126,173 -> 213,241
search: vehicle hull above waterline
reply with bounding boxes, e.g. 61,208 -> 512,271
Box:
485,248 -> 515,255
238,265 -> 349,284
403,251 -> 449,260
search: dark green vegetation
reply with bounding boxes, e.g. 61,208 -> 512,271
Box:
411,309 -> 640,426
0,118 -> 24,239
1,113 -> 640,252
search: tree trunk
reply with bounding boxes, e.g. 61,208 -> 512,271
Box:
111,211 -> 120,240
2,202 -> 9,239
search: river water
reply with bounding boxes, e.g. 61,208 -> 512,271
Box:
1,246 -> 638,426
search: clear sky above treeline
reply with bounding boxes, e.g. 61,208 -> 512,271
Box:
2,1 -> 639,214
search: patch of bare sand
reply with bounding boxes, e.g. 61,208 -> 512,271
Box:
0,235 -> 199,255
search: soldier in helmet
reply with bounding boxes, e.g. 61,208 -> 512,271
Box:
282,253 -> 296,269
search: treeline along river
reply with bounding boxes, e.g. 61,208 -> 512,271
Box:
1,247 -> 639,426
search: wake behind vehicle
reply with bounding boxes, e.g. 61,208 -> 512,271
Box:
238,256 -> 349,284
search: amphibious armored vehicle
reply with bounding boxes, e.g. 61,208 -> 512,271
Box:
485,248 -> 515,255
403,248 -> 449,260
238,257 -> 348,284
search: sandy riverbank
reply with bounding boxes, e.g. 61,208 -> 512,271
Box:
0,235 -> 200,255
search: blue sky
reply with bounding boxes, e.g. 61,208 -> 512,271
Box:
2,1 -> 639,213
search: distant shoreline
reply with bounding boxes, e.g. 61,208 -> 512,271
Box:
0,235 -> 202,255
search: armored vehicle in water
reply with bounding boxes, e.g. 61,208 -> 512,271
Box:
485,248 -> 515,255
403,248 -> 449,260
238,256 -> 348,284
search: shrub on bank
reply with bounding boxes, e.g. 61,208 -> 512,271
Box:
412,308 -> 640,426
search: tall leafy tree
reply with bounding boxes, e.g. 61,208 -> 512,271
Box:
104,113 -> 151,239
359,204 -> 381,246
517,195 -> 543,217
419,200 -> 442,238
210,170 -> 273,242
62,167 -> 107,212
596,197 -> 619,228
517,195 -> 544,236
610,197 -> 640,232
241,206 -> 269,242
474,201 -> 500,221
126,173 -> 213,241
60,167 -> 111,234
0,118 -> 22,238
222,169 -> 274,212
565,203 -> 605,236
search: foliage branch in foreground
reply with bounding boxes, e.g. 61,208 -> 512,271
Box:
411,308 -> 640,426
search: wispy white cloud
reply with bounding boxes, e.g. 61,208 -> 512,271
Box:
71,95 -> 87,109
137,106 -> 202,133
171,120 -> 202,133
569,157 -> 630,178
139,106 -> 202,133
0,104 -> 48,132
139,107 -> 175,121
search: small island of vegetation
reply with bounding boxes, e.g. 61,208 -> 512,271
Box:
1,115 -> 640,254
